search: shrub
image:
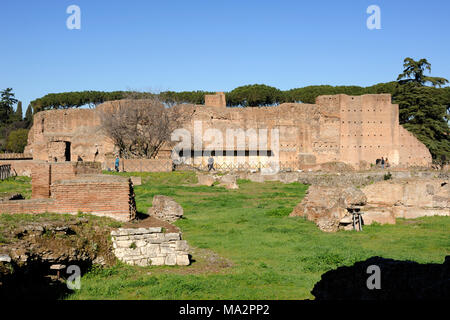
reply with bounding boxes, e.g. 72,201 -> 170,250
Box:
5,128 -> 28,153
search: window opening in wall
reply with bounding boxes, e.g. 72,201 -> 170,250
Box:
64,142 -> 71,162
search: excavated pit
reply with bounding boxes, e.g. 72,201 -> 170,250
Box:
0,216 -> 117,299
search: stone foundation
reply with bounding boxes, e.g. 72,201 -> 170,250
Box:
110,228 -> 190,266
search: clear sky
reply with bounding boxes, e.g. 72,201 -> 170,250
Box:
1,0 -> 449,113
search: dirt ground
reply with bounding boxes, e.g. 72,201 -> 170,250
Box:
122,215 -> 180,233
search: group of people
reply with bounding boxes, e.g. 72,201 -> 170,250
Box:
377,157 -> 390,169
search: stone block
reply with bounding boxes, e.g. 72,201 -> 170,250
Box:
134,258 -> 149,267
176,254 -> 190,266
150,257 -> 165,266
164,233 -> 181,241
148,233 -> 166,244
141,244 -> 160,257
165,254 -> 177,266
148,196 -> 183,223
362,208 -> 396,225
175,240 -> 189,252
197,174 -> 215,186
115,240 -> 133,248
135,240 -> 147,248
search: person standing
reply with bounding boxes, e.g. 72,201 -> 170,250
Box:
115,156 -> 120,172
207,156 -> 214,171
381,157 -> 385,169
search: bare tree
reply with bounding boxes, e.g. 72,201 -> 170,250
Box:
99,97 -> 180,159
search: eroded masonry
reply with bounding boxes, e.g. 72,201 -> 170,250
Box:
24,93 -> 432,169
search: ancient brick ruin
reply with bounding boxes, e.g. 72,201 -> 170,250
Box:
23,93 -> 432,170
289,176 -> 449,232
204,92 -> 226,108
0,162 -> 137,222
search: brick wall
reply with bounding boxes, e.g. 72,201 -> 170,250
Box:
25,94 -> 433,170
0,160 -> 40,177
0,199 -> 53,215
0,153 -> 31,160
1,175 -> 136,221
204,92 -> 226,107
30,162 -> 102,199
51,175 -> 136,221
398,126 -> 432,166
31,163 -> 51,199
0,162 -> 135,221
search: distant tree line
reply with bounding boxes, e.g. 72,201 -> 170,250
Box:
4,57 -> 449,159
29,84 -> 405,111
0,88 -> 33,153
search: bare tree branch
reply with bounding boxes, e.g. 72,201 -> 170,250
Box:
99,97 -> 180,159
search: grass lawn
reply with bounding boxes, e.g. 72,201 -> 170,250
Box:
1,171 -> 449,299
0,176 -> 31,199
69,171 -> 449,300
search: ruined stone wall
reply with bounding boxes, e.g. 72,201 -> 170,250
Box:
1,173 -> 136,222
50,175 -> 135,221
25,94 -> 432,169
1,162 -> 135,221
204,92 -> 226,107
25,108 -> 114,163
398,126 -> 432,166
31,162 -> 102,199
0,199 -> 53,215
316,94 -> 431,166
310,95 -> 341,164
0,160 -> 41,177
31,163 -> 51,199
172,102 -> 321,168
0,153 -> 31,160
111,228 -> 190,266
361,178 -> 449,219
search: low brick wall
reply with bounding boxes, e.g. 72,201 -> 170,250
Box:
0,199 -> 53,214
111,228 -> 190,266
0,153 -> 31,160
105,158 -> 173,172
0,174 -> 136,222
31,162 -> 102,199
0,160 -> 41,177
32,163 -> 51,199
50,175 -> 136,221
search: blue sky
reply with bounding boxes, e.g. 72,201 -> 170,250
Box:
1,0 -> 449,114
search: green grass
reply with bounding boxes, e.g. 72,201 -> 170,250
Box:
68,171 -> 449,300
0,176 -> 31,199
0,212 -> 123,245
1,172 -> 449,299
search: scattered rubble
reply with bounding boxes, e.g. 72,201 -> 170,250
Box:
148,195 -> 184,223
197,173 -> 239,189
290,177 -> 449,232
290,186 -> 367,232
